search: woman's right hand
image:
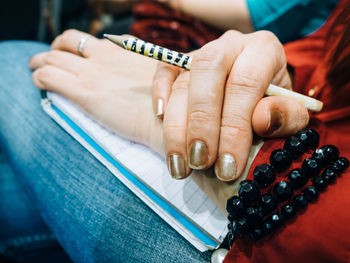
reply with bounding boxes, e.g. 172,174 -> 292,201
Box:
152,30 -> 310,181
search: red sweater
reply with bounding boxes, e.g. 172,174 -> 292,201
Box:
224,1 -> 350,263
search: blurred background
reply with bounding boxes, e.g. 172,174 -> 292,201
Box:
0,0 -> 135,43
0,0 -> 219,52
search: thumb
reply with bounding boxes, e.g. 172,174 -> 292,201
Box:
252,96 -> 310,138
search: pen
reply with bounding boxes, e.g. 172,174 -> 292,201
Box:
103,34 -> 323,112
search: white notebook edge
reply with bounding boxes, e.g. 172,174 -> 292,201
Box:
41,94 -> 219,252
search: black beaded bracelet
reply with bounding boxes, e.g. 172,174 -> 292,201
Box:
225,128 -> 349,248
240,156 -> 347,243
227,129 -> 319,219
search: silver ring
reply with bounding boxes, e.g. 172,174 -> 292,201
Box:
77,35 -> 91,56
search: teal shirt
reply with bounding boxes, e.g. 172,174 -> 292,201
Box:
246,0 -> 339,43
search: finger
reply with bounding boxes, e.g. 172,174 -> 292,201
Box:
51,29 -> 100,57
215,31 -> 289,181
187,30 -> 244,170
164,71 -> 191,179
252,96 -> 309,137
152,61 -> 180,118
29,50 -> 87,74
32,65 -> 84,102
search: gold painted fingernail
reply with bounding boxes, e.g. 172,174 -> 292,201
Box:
215,154 -> 237,181
168,154 -> 186,179
155,98 -> 164,117
189,140 -> 208,169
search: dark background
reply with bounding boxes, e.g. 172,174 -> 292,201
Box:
0,0 -> 133,43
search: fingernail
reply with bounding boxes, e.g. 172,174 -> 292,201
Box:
155,98 -> 164,117
168,154 -> 186,179
266,109 -> 283,135
215,154 -> 237,181
189,140 -> 208,169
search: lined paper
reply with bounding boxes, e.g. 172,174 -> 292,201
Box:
47,92 -> 228,247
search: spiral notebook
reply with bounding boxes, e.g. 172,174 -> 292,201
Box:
41,91 -> 228,252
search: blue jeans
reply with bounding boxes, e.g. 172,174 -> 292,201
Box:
0,41 -> 212,263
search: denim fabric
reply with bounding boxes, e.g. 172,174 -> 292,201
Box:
0,150 -> 72,263
0,41 -> 212,263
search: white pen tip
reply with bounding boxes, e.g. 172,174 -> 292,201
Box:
103,34 -> 125,48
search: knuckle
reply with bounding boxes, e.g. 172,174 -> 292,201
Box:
172,78 -> 189,92
59,29 -> 77,45
221,29 -> 242,40
189,107 -> 216,124
37,65 -> 53,82
296,106 -> 309,127
163,119 -> 183,133
45,50 -> 60,65
163,121 -> 185,143
229,73 -> 260,92
254,31 -> 284,53
255,30 -> 278,42
156,60 -> 173,72
193,44 -> 226,71
62,29 -> 78,38
152,77 -> 167,90
220,118 -> 251,139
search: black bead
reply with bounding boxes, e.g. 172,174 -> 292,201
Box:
302,158 -> 321,176
292,194 -> 308,211
233,218 -> 250,237
228,221 -> 233,231
296,129 -> 319,150
284,137 -> 305,159
273,181 -> 293,202
249,227 -> 264,240
246,207 -> 263,227
303,185 -> 319,202
228,214 -> 234,222
288,169 -> 308,189
259,194 -> 278,216
281,204 -> 296,219
312,176 -> 327,192
322,168 -> 337,184
312,148 -> 328,166
270,149 -> 292,172
226,230 -> 235,248
271,213 -> 285,228
320,145 -> 339,162
261,220 -> 274,235
339,157 -> 349,169
238,180 -> 260,204
226,196 -> 245,220
330,157 -> 350,174
253,164 -> 276,187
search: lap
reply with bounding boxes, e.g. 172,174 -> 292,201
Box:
0,151 -> 72,263
0,41 -> 211,263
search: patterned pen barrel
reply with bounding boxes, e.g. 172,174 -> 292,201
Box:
105,34 -> 192,70
104,33 -> 323,112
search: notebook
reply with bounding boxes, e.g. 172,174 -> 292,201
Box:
41,91 -> 228,252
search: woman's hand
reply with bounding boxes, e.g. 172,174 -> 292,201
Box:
30,29 -> 164,154
29,29 -> 263,212
152,30 -> 309,181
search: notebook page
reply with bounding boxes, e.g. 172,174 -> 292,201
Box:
48,92 -> 228,243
